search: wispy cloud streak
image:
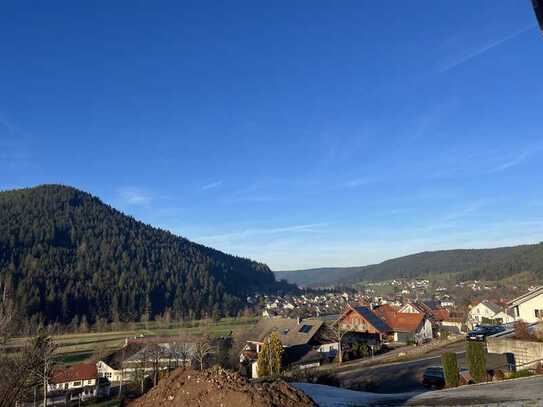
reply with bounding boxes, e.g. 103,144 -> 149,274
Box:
196,222 -> 329,243
117,187 -> 152,206
439,25 -> 534,72
201,181 -> 223,190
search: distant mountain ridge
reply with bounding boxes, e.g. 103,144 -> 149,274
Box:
0,185 -> 295,326
275,243 -> 543,287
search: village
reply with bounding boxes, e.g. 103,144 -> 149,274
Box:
32,281 -> 543,406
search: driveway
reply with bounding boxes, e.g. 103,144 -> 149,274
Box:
336,341 -> 507,393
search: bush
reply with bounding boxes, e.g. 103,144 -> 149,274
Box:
441,352 -> 460,387
514,320 -> 533,340
493,369 -> 505,381
465,341 -> 487,382
510,369 -> 534,379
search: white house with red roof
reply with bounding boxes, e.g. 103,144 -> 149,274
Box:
48,363 -> 109,402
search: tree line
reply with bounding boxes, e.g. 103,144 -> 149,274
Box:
0,185 -> 296,328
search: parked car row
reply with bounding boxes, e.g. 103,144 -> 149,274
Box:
466,325 -> 506,341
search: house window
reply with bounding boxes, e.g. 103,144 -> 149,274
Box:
535,310 -> 543,319
73,381 -> 81,387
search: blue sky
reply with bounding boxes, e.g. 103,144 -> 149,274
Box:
1,1 -> 542,270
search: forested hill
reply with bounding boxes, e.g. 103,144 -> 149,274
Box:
276,243 -> 543,287
0,185 -> 294,326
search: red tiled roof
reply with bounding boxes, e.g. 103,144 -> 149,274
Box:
386,313 -> 424,333
374,305 -> 425,333
431,308 -> 449,322
50,363 -> 97,384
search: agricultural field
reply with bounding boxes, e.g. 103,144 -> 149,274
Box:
8,317 -> 258,365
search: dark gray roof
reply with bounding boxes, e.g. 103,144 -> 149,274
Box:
352,306 -> 391,333
248,318 -> 324,347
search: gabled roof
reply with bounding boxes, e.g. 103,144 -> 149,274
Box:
248,318 -> 324,347
50,363 -> 97,384
508,286 -> 543,307
387,313 -> 425,333
373,305 -> 425,333
349,306 -> 391,334
473,300 -> 502,314
102,343 -> 146,369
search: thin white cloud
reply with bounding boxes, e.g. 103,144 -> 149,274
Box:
117,187 -> 152,207
201,180 -> 223,190
439,25 -> 535,72
196,222 -> 329,243
489,151 -> 531,173
342,177 -> 375,188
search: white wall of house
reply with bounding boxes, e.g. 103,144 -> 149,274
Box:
97,361 -> 124,383
415,319 -> 433,343
251,361 -> 259,379
399,304 -> 421,314
493,310 -> 516,324
469,303 -> 497,323
48,378 -> 96,392
511,293 -> 543,323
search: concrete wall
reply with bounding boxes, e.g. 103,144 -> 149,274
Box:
487,337 -> 543,369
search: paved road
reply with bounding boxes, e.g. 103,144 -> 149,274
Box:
337,341 -> 508,393
407,375 -> 543,406
296,376 -> 543,406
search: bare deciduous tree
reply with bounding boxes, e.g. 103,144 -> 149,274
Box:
327,323 -> 349,364
171,341 -> 193,369
193,340 -> 215,370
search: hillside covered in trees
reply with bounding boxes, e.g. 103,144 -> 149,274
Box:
0,185 -> 295,327
276,243 -> 543,287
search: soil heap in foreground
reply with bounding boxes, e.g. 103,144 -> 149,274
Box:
130,366 -> 316,407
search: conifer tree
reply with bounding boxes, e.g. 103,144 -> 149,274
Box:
257,332 -> 283,377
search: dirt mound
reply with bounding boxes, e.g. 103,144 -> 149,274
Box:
130,366 -> 316,407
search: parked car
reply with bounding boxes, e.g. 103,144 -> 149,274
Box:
422,366 -> 471,389
466,325 -> 506,341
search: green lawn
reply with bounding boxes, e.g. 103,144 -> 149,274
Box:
10,317 -> 258,365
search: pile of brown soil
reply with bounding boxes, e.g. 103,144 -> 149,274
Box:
129,366 -> 316,407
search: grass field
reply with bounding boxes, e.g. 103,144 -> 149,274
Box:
9,317 -> 258,365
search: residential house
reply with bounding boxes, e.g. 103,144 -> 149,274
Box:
98,340 -> 194,383
441,311 -> 468,334
399,301 -> 449,333
335,304 -> 391,341
240,317 -> 338,378
467,300 -> 502,328
493,308 -> 516,325
47,363 -> 110,404
373,304 -> 433,344
508,286 -> 543,323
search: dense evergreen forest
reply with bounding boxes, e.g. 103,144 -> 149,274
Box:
276,243 -> 543,287
0,185 -> 295,327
